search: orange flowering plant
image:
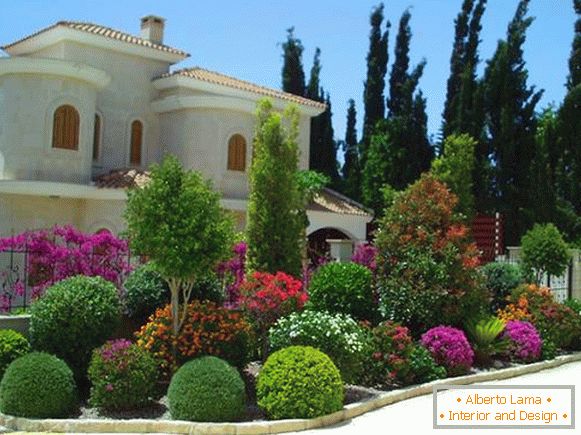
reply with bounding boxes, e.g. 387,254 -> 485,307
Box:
135,300 -> 251,378
498,284 -> 581,350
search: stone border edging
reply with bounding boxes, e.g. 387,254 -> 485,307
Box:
1,352 -> 580,434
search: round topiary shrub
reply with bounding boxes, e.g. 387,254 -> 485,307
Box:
257,346 -> 343,420
420,326 -> 474,376
521,223 -> 570,284
0,352 -> 76,418
29,275 -> 121,379
502,320 -> 542,363
0,329 -> 30,379
123,263 -> 169,320
307,262 -> 376,321
88,339 -> 159,411
168,356 -> 245,422
269,310 -> 372,384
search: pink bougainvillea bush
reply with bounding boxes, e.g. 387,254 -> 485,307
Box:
351,243 -> 378,273
502,320 -> 542,363
420,326 -> 474,376
0,225 -> 132,311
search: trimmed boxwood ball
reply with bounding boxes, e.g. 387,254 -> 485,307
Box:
0,352 -> 76,418
29,275 -> 121,380
307,262 -> 377,321
0,329 -> 30,379
257,346 -> 343,420
168,356 -> 245,422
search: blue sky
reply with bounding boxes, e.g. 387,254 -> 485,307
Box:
0,0 -> 576,145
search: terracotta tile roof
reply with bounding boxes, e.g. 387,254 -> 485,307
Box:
2,21 -> 189,57
94,170 -> 370,217
309,188 -> 372,217
161,67 -> 327,109
94,168 -> 151,189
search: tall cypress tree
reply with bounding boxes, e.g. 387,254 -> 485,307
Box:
281,27 -> 306,96
341,99 -> 362,201
388,9 -> 412,118
442,0 -> 474,138
482,0 -> 543,243
363,10 -> 433,211
362,3 -> 390,157
305,49 -> 339,183
567,0 -> 581,90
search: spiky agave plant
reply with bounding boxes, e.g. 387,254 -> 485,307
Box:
465,316 -> 507,367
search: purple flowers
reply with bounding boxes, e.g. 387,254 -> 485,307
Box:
351,244 -> 378,272
0,225 -> 132,311
97,339 -> 132,363
217,241 -> 247,307
421,326 -> 474,376
502,320 -> 542,363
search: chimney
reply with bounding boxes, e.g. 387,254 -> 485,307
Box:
140,15 -> 165,44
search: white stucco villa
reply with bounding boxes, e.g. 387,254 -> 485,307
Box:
0,16 -> 372,258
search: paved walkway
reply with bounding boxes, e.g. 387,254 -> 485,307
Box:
4,361 -> 580,434
293,361 -> 581,435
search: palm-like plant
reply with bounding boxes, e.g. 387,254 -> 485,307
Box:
465,316 -> 507,367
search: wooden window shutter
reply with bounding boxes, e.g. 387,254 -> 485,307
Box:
227,134 -> 246,171
130,120 -> 143,165
92,114 -> 101,161
52,105 -> 79,150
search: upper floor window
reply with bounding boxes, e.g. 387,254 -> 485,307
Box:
227,134 -> 246,172
52,105 -> 79,150
92,114 -> 101,161
130,120 -> 143,166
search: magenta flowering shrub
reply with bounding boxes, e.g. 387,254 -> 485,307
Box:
217,241 -> 247,306
420,326 -> 474,376
502,320 -> 542,363
351,244 -> 378,272
0,225 -> 132,311
87,339 -> 158,411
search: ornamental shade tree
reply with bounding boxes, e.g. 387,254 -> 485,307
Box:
124,155 -> 234,335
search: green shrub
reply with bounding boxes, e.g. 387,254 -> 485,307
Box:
30,275 -> 121,380
257,346 -> 343,420
564,298 -> 581,315
521,223 -> 570,284
0,352 -> 76,418
480,262 -> 524,310
307,262 -> 377,321
408,346 -> 447,383
88,339 -> 159,411
123,263 -> 169,320
0,329 -> 30,379
541,338 -> 558,360
168,356 -> 245,422
269,310 -> 373,383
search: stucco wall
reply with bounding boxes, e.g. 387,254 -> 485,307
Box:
0,74 -> 97,183
0,193 -> 84,235
159,108 -> 311,199
57,41 -> 170,174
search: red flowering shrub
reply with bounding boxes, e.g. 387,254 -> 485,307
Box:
240,271 -> 307,332
364,321 -> 446,387
375,174 -> 488,331
135,301 -> 251,378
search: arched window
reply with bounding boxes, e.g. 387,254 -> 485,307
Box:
92,114 -> 101,161
130,120 -> 143,166
227,134 -> 246,171
52,105 -> 80,150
